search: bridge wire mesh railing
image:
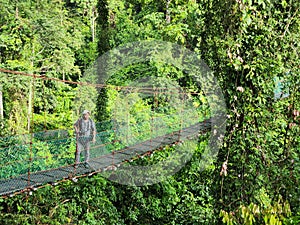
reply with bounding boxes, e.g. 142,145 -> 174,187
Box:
0,109 -> 206,178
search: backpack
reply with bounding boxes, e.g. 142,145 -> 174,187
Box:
78,118 -> 93,138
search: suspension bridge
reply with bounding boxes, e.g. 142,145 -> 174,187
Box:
0,69 -> 212,197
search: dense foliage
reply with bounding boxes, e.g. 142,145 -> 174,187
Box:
0,0 -> 299,224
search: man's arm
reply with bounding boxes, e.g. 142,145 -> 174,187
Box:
92,120 -> 96,143
74,120 -> 79,135
92,130 -> 96,142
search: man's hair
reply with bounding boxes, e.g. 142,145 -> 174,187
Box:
82,109 -> 90,115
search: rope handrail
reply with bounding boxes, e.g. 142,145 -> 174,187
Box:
0,68 -> 205,94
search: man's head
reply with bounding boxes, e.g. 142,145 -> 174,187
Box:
82,110 -> 90,120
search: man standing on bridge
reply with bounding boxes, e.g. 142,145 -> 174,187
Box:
74,110 -> 96,167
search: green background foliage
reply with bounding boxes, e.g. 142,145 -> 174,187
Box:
0,0 -> 299,224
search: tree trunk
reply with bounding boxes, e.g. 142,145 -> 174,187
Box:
0,87 -> 3,120
15,7 -> 19,18
91,6 -> 98,42
28,81 -> 32,132
166,0 -> 171,23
